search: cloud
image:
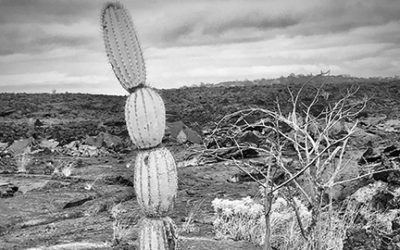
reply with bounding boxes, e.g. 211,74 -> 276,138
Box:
0,0 -> 100,24
120,0 -> 400,47
0,0 -> 105,55
1,0 -> 399,51
0,24 -> 96,55
132,1 -> 304,46
0,0 -> 399,93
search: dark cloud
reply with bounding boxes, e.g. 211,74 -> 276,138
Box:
0,24 -> 95,55
0,0 -> 154,25
0,0 -> 96,24
281,0 -> 400,38
135,0 -> 400,47
1,0 -> 399,50
203,14 -> 299,34
141,5 -> 302,47
161,13 -> 300,45
1,0 -> 398,51
0,0 -> 105,55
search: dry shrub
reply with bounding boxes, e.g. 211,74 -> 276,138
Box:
212,196 -> 359,250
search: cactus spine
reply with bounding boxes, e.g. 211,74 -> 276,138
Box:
101,2 -> 177,249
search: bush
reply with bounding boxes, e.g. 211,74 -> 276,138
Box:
212,196 -> 311,249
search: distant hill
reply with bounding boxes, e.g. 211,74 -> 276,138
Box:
0,78 -> 399,143
187,74 -> 400,88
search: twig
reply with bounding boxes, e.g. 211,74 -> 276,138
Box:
332,167 -> 397,187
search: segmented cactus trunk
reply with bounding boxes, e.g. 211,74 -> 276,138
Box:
101,2 -> 177,249
125,88 -> 166,149
134,148 -> 178,217
101,1 -> 146,92
139,217 -> 177,250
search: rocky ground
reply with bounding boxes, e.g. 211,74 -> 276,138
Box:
0,146 -> 264,249
1,80 -> 400,249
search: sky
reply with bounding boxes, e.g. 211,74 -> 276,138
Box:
0,0 -> 399,95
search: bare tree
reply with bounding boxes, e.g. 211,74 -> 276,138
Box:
204,74 -> 399,250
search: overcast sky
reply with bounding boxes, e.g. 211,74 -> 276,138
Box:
0,0 -> 399,94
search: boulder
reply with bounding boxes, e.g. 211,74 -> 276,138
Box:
84,136 -> 103,148
344,181 -> 400,250
84,132 -> 123,149
177,130 -> 188,144
34,119 -> 44,127
61,140 -> 109,157
166,121 -> 202,144
0,107 -> 16,117
358,114 -> 387,127
39,139 -> 59,150
6,137 -> 36,155
350,127 -> 381,147
0,182 -> 18,198
376,119 -> 400,132
102,132 -> 123,149
359,145 -> 400,185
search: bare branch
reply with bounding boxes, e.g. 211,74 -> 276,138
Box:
282,188 -> 309,241
271,133 -> 351,193
332,167 -> 398,187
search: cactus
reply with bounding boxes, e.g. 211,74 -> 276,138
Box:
101,2 -> 146,92
134,148 -> 178,217
139,217 -> 177,250
101,2 -> 178,249
125,87 -> 166,149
